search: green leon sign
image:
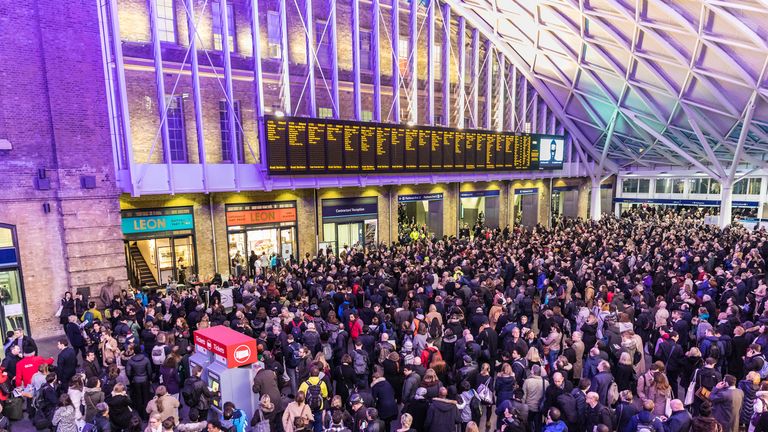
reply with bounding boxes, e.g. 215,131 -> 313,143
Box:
121,214 -> 194,234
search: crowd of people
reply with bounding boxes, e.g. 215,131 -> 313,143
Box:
2,206 -> 768,432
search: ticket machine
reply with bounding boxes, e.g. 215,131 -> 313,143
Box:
192,326 -> 260,421
189,330 -> 215,380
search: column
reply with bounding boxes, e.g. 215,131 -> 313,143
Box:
720,178 -> 733,228
589,177 -> 602,221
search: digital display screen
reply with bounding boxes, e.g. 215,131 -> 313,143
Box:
264,116 -> 565,173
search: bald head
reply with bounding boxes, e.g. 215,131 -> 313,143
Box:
670,399 -> 683,412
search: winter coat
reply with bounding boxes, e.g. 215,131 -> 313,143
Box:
146,394 -> 180,424
371,378 -> 398,421
522,376 -> 548,413
542,421 -> 568,432
159,365 -> 181,395
52,405 -> 78,432
83,386 -> 105,422
252,368 -> 284,413
494,375 -> 516,406
281,401 -> 313,432
424,398 -> 460,432
740,380 -> 759,426
126,354 -> 152,383
691,416 -> 723,432
107,393 -> 134,429
403,399 -> 430,432
645,382 -> 672,417
663,409 -> 693,432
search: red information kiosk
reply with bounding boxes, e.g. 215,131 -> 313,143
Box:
192,326 -> 259,420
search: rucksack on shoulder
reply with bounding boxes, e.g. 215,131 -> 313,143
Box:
759,356 -> 768,379
151,345 -> 166,365
353,350 -> 368,375
306,382 -> 323,412
607,381 -> 619,406
182,380 -> 196,406
636,423 -> 655,432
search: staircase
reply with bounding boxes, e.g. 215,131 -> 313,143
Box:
127,244 -> 160,290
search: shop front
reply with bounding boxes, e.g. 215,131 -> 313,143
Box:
225,201 -> 298,275
321,197 -> 378,253
0,225 -> 30,336
552,186 -> 579,219
398,193 -> 444,239
121,207 -> 197,287
514,188 -> 539,227
459,190 -> 500,236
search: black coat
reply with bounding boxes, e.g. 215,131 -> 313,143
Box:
403,399 -> 430,432
65,322 -> 85,348
424,399 -> 460,432
371,379 -> 398,421
60,299 -> 75,325
57,347 -> 78,385
106,394 -> 133,429
125,354 -> 152,383
585,403 -> 613,431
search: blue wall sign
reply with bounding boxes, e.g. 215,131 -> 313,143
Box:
322,197 -> 378,219
398,193 -> 444,202
121,212 -> 195,234
459,190 -> 500,198
514,188 -> 539,195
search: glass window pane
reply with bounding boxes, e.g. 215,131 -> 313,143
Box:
673,180 -> 684,194
749,178 -> 762,195
709,180 -> 720,195
733,178 -> 748,195
360,31 -> 371,70
156,0 -> 176,43
212,1 -> 235,52
655,179 -> 668,194
219,100 -> 243,162
638,179 -> 650,194
166,96 -> 187,162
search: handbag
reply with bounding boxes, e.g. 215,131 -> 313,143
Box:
252,409 -> 270,432
476,376 -> 494,404
665,397 -> 673,417
684,369 -> 698,406
55,305 -> 63,318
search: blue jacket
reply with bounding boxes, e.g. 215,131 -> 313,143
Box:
543,420 -> 568,432
628,411 -> 663,432
663,410 -> 692,432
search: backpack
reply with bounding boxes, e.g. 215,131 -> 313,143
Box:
556,392 -> 578,424
290,321 -> 303,342
426,347 -> 443,367
83,310 -> 95,326
352,350 -> 368,375
759,356 -> 768,379
637,422 -> 655,432
181,379 -> 197,407
290,342 -> 303,363
151,345 -> 167,366
306,381 -> 323,412
377,343 -> 392,365
607,381 -> 619,406
322,343 -> 333,362
469,392 -> 482,419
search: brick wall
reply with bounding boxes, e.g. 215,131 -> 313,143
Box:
0,0 -> 128,337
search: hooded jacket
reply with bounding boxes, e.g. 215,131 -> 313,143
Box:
83,386 -> 105,422
542,420 -> 568,432
424,398 -> 460,432
125,354 -> 152,383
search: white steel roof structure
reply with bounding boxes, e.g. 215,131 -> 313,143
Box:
445,0 -> 768,179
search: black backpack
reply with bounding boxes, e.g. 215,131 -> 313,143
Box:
182,378 -> 198,407
306,381 -> 323,412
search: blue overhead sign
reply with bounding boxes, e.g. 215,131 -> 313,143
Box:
614,197 -> 759,208
398,193 -> 444,202
514,188 -> 539,195
460,190 -> 500,198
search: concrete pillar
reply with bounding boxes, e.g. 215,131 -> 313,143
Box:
720,179 -> 733,228
589,177 -> 601,221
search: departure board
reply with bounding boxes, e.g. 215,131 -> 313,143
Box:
391,128 -> 404,170
360,125 -> 376,171
326,123 -> 344,171
344,124 -> 360,170
376,126 -> 391,170
263,115 -> 565,174
417,129 -> 431,170
266,119 -> 288,172
404,128 -> 418,169
431,129 -> 443,170
288,122 -> 307,171
307,122 -> 326,172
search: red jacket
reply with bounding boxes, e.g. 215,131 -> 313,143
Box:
349,318 -> 363,340
15,356 -> 54,388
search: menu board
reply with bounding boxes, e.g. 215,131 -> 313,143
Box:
264,115 -> 565,173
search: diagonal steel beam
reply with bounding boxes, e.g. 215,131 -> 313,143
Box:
681,104 -> 726,178
728,92 -> 759,180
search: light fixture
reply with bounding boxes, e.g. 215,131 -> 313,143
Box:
274,110 -> 285,117
407,121 -> 415,127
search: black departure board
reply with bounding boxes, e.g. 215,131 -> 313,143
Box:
263,115 -> 565,174
326,123 -> 344,171
288,122 -> 307,171
391,128 -> 404,170
454,131 -> 465,168
360,125 -> 376,171
404,128 -> 418,169
431,129 -> 443,170
344,124 -> 360,170
307,122 -> 326,172
376,126 -> 391,170
266,119 -> 288,172
442,131 -> 454,170
417,129 -> 430,170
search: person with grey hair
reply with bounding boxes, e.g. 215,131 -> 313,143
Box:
584,391 -> 613,431
589,360 -> 616,406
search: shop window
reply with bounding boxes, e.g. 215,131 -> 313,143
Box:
166,96 -> 187,162
219,100 -> 244,163
749,178 -> 762,195
360,30 -> 372,71
266,11 -> 281,58
212,0 -> 236,53
156,0 -> 177,43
